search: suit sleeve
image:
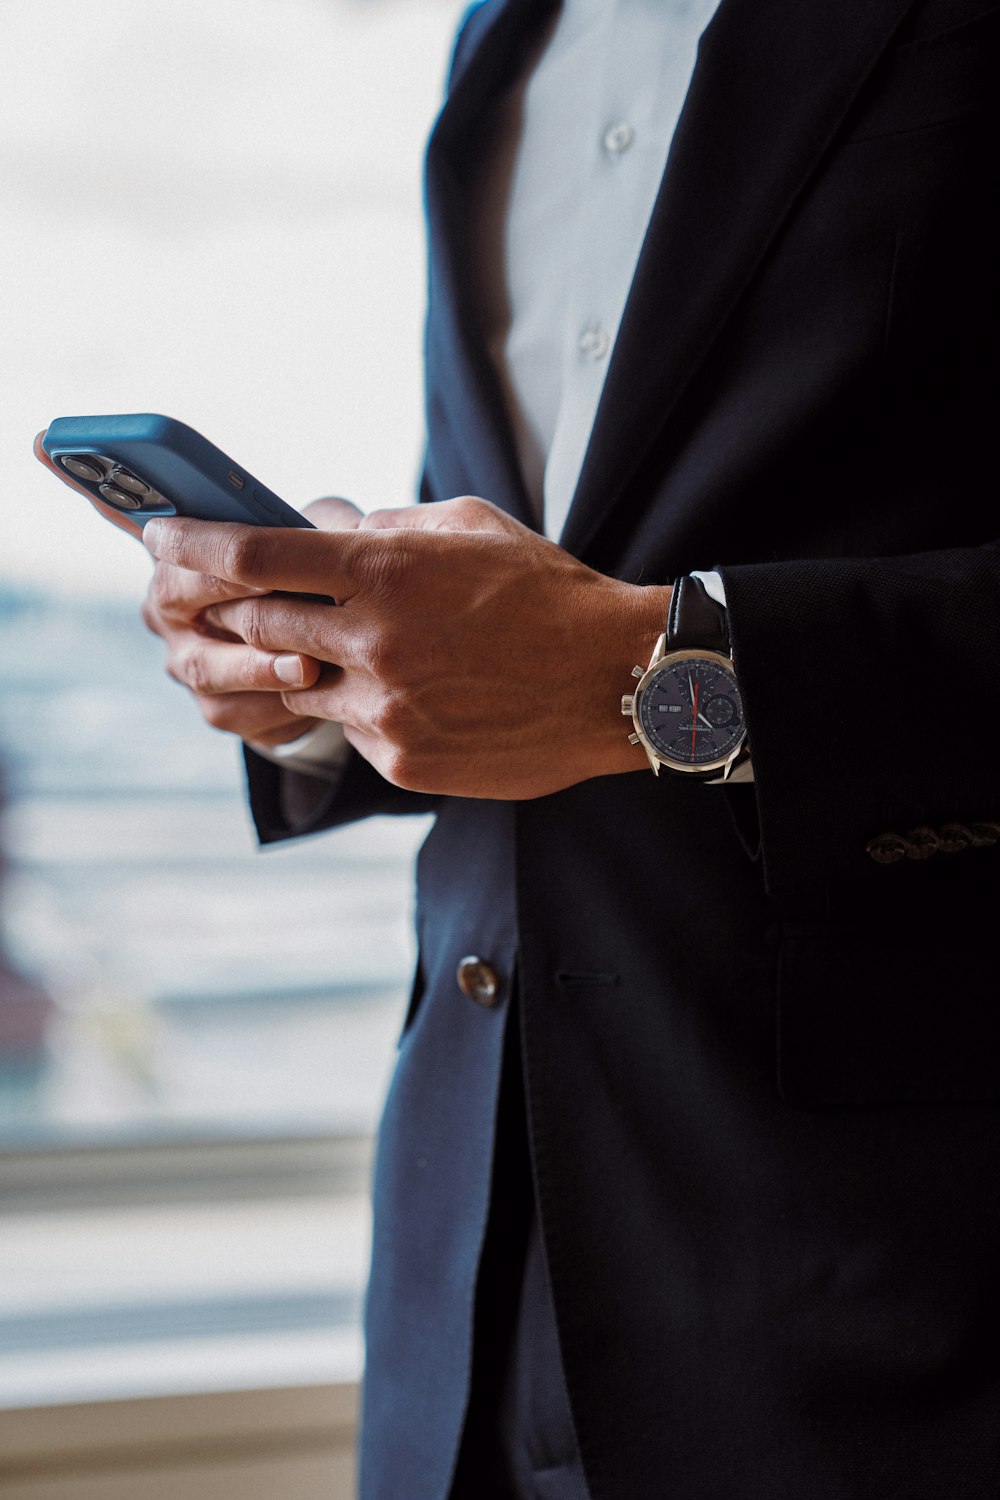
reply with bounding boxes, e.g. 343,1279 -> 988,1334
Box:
719,539 -> 1000,897
244,743 -> 438,845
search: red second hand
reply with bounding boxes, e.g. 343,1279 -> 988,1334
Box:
690,680 -> 699,762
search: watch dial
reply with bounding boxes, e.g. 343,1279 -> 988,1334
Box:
637,656 -> 745,768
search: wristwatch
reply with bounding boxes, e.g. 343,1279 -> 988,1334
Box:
621,574 -> 749,782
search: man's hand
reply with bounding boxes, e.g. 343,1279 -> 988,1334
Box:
143,497 -> 670,798
141,497 -> 361,748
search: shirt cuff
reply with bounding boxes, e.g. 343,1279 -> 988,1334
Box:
689,569 -> 727,608
246,720 -> 350,780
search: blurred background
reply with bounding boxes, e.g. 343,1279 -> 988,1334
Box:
0,2 -> 462,1494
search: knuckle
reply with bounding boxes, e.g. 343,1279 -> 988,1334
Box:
150,521 -> 180,565
363,628 -> 395,685
238,597 -> 269,651
369,532 -> 415,595
363,507 -> 394,530
381,744 -> 421,791
371,689 -> 408,741
183,647 -> 212,697
200,573 -> 236,604
453,494 -> 483,518
240,650 -> 272,691
451,494 -> 492,526
361,537 -> 416,612
220,527 -> 267,587
236,651 -> 259,691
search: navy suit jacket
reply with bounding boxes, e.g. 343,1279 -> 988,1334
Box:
247,0 -> 1000,1494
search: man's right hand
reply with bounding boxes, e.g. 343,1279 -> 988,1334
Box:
141,495 -> 362,747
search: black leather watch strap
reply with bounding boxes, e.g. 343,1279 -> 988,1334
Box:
666,575 -> 729,654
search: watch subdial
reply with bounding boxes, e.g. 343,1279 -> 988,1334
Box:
704,693 -> 738,729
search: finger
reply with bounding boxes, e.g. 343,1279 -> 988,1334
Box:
302,495 -> 364,530
248,715 -> 324,748
280,671 -> 369,728
360,495 -> 513,534
146,559 -> 270,631
202,595 -> 366,668
196,691 -> 320,741
143,516 -> 369,600
166,635 -> 323,696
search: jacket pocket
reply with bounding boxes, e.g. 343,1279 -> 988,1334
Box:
778,924 -> 1000,1105
841,5 -> 1000,142
893,0 -> 1000,47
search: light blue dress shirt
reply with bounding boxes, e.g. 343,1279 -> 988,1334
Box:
258,0 -> 735,774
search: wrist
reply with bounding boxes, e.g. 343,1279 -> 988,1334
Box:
582,579 -> 672,780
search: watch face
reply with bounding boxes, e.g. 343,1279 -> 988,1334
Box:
637,652 -> 746,770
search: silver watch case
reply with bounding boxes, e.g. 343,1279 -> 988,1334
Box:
621,635 -> 748,781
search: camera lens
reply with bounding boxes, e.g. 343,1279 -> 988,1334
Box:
99,482 -> 144,511
109,467 -> 150,497
61,454 -> 108,483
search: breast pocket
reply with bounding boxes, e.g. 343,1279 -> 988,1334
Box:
777,924 -> 1000,1106
841,5 -> 1000,143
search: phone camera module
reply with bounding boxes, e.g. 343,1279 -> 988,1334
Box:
98,481 -> 144,511
109,466 -> 151,497
61,454 -> 109,483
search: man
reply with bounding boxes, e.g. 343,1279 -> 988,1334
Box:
140,0 -> 1000,1494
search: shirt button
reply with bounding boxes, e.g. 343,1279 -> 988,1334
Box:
578,325 -> 610,361
456,956 -> 502,1007
603,120 -> 635,156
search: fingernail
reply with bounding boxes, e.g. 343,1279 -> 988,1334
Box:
273,654 -> 305,686
143,519 -> 162,555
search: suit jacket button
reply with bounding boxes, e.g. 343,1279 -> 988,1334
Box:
865,832 -> 907,865
456,956 -> 501,1007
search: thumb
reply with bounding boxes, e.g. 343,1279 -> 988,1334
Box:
301,495 -> 364,531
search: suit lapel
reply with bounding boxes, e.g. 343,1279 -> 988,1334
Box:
423,0 -> 558,527
560,0 -> 919,562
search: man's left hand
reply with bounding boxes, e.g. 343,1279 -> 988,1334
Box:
144,497 -> 669,799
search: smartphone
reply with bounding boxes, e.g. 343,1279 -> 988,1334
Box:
38,413 -> 314,532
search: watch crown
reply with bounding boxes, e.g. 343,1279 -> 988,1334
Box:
631,665 -> 643,679
621,695 -> 635,716
628,732 -> 641,745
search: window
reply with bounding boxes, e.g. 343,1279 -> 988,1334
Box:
0,0 -> 461,1457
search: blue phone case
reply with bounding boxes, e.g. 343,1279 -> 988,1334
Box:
42,413 -> 314,531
